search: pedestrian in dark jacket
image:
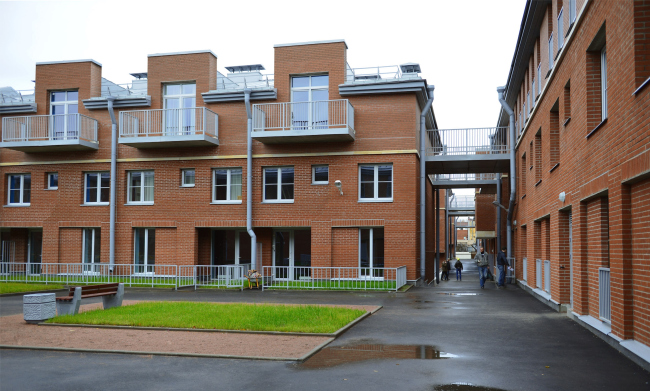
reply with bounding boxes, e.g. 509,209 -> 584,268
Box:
441,259 -> 450,281
454,258 -> 463,281
496,246 -> 510,288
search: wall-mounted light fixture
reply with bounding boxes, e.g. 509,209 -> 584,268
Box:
559,191 -> 566,203
334,180 -> 343,196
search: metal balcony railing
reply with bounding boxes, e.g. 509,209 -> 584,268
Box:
345,63 -> 421,84
433,173 -> 498,182
599,268 -> 611,323
0,89 -> 35,105
1,114 -> 98,143
252,99 -> 354,133
426,127 -> 509,156
119,107 -> 218,138
216,73 -> 274,91
450,195 -> 475,209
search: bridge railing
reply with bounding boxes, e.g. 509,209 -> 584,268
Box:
426,127 -> 509,157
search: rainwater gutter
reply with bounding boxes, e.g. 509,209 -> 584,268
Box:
244,89 -> 257,271
497,87 -> 516,260
107,97 -> 117,272
419,86 -> 435,284
496,173 -> 502,253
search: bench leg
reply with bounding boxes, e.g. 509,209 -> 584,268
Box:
102,283 -> 124,310
56,287 -> 81,316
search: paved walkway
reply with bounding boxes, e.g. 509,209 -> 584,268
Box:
1,260 -> 649,391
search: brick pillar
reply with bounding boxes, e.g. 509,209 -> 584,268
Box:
176,222 -> 196,266
610,181 -> 633,339
311,221 -> 332,268
573,202 -> 590,315
555,211 -> 571,304
42,223 -> 58,264
587,197 -> 610,318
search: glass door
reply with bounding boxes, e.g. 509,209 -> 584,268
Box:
28,230 -> 43,275
291,75 -> 328,130
164,84 -> 196,136
134,228 -> 155,274
273,230 -> 311,280
50,91 -> 78,140
212,230 -> 252,279
83,228 -> 101,274
359,228 -> 384,278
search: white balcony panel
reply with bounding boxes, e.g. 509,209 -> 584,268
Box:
1,114 -> 98,152
252,99 -> 355,144
119,107 -> 218,148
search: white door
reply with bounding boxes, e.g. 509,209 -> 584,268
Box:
272,230 -> 311,280
163,84 -> 196,135
50,91 -> 78,140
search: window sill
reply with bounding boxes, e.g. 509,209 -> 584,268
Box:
535,180 -> 542,187
563,117 -> 571,127
545,69 -> 552,79
44,188 -> 58,191
312,182 -> 329,185
633,77 -> 650,96
4,204 -> 30,207
180,185 -> 195,188
358,199 -> 394,203
550,163 -> 560,173
521,194 -> 526,199
81,203 -> 109,206
529,166 -> 533,171
566,22 -> 574,37
262,200 -> 294,204
586,118 -> 607,139
211,201 -> 243,205
125,202 -> 155,206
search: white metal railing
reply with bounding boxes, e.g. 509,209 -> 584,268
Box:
101,82 -> 147,97
0,89 -> 35,104
506,257 -> 516,284
178,264 -> 249,290
599,267 -> 611,323
2,114 -> 98,143
345,64 -> 419,84
216,73 -> 274,91
433,173 -> 498,182
544,260 -> 551,293
261,266 -> 407,291
426,127 -> 509,156
252,100 -> 354,133
119,107 -> 218,138
536,259 -> 542,289
0,263 -> 177,287
450,195 -> 475,209
523,257 -> 527,281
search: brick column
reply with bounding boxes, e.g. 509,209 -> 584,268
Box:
176,222 -> 196,266
311,221 -> 332,268
42,223 -> 58,264
609,181 -> 633,339
573,202 -> 590,315
555,211 -> 571,304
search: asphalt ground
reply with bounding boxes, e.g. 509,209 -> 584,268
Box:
1,260 -> 649,391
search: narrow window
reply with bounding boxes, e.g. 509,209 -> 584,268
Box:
549,33 -> 554,70
181,169 -> 195,187
601,47 -> 608,120
291,75 -> 329,130
537,64 -> 542,95
558,8 -> 565,49
312,165 -> 329,184
85,172 -> 110,204
359,227 -> 385,278
535,131 -> 542,183
532,77 -> 536,106
634,0 -> 650,91
550,102 -> 560,167
586,24 -> 607,132
50,90 -> 79,140
359,164 -> 393,202
82,228 -> 101,273
263,167 -> 294,202
569,0 -> 577,25
564,80 -> 572,123
213,168 -> 243,203
134,228 -> 155,273
47,173 -> 58,190
128,171 -> 154,204
521,153 -> 527,192
163,83 -> 196,135
7,174 -> 31,206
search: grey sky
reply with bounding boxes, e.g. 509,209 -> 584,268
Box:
0,0 -> 526,195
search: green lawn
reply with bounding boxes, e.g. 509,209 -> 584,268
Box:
0,282 -> 65,294
47,301 -> 365,333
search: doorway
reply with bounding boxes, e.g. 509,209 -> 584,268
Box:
27,229 -> 42,275
211,229 -> 251,279
273,229 -> 311,280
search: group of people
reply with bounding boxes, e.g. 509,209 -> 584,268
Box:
440,246 -> 511,289
440,257 -> 464,281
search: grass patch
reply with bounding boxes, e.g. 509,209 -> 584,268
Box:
47,301 -> 365,333
0,282 -> 65,294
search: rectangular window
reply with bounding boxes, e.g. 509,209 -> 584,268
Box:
134,228 -> 155,273
82,228 -> 101,273
213,168 -> 243,203
521,153 -> 527,192
128,171 -> 154,204
558,8 -> 565,49
181,169 -> 195,187
50,90 -> 79,140
537,64 -> 542,95
164,83 -> 196,135
634,1 -> 650,90
263,167 -> 294,202
550,107 -> 560,167
601,47 -> 608,121
291,75 -> 329,130
535,131 -> 542,182
549,33 -> 554,70
7,174 -> 31,206
359,164 -> 393,202
531,77 -> 536,106
85,172 -> 109,204
569,0 -> 576,24
47,173 -> 58,190
359,227 -> 385,278
564,81 -> 572,122
312,165 -> 329,184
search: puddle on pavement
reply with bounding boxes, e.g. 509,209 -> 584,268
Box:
434,383 -> 507,391
437,293 -> 483,296
298,341 -> 457,369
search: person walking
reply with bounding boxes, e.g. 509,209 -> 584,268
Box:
441,258 -> 450,281
454,257 -> 463,281
496,246 -> 510,288
475,246 -> 489,289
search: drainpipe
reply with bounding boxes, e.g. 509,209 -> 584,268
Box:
497,87 -> 516,260
445,190 -> 449,262
106,97 -> 117,272
435,189 -> 440,284
419,86 -> 434,284
496,173 -> 502,255
244,89 -> 257,271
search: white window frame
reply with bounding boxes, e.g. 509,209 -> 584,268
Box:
50,90 -> 79,139
263,167 -> 294,203
549,33 -> 554,70
133,228 -> 155,275
537,64 -> 542,96
359,227 -> 385,280
163,83 -> 196,136
601,46 -> 608,121
84,172 -> 110,205
358,164 -> 393,203
212,168 -> 243,204
558,8 -> 564,49
312,165 -> 329,185
181,168 -> 195,188
82,228 -> 100,274
7,174 -> 30,206
47,173 -> 58,190
531,77 -> 536,107
290,75 -> 329,102
127,171 -> 154,205
569,0 -> 576,25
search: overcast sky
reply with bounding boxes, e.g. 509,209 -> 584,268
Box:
0,0 -> 526,195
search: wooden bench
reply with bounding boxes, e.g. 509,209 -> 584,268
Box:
56,283 -> 124,316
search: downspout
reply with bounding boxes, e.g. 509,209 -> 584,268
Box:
497,86 -> 516,260
107,97 -> 117,272
445,190 -> 449,261
244,89 -> 257,271
435,189 -> 440,284
496,173 -> 502,254
419,86 -> 434,284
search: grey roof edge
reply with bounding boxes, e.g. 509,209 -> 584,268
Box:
36,59 -> 102,67
0,103 -> 37,114
274,39 -> 348,49
148,50 -> 217,59
82,96 -> 152,110
202,89 -> 277,103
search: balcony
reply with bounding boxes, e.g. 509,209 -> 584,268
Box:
1,114 -> 99,152
119,107 -> 219,148
252,99 -> 355,144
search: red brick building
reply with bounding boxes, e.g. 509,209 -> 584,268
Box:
0,40 -> 449,285
492,0 -> 650,365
